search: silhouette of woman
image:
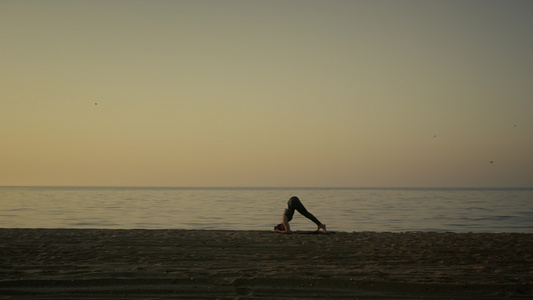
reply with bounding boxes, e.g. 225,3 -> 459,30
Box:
274,196 -> 327,234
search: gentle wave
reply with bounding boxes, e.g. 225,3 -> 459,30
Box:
1,187 -> 532,232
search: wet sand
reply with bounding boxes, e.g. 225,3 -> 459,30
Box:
0,229 -> 531,299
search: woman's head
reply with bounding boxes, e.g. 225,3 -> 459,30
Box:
274,223 -> 285,231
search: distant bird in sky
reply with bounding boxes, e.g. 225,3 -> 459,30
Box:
95,102 -> 98,105
490,161 -> 494,164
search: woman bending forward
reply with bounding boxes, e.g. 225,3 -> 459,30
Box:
274,196 -> 327,234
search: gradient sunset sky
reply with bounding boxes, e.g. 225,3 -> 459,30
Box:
1,0 -> 532,187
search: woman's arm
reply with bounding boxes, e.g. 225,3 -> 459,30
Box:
276,215 -> 291,233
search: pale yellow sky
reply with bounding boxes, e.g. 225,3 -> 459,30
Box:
1,0 -> 532,187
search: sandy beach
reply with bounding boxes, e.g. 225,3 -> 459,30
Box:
0,229 -> 531,299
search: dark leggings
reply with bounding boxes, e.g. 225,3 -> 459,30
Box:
287,196 -> 322,226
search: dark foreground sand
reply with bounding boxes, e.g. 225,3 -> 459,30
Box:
0,229 -> 531,299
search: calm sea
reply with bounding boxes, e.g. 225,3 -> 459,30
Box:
1,187 -> 532,233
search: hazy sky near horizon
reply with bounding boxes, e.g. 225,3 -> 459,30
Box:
1,0 -> 532,187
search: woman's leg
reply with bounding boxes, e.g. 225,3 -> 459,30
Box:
291,197 -> 322,226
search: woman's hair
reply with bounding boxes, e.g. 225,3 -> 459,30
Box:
274,223 -> 285,231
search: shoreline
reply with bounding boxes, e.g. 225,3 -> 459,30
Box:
1,229 -> 531,299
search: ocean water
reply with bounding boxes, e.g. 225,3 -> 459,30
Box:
0,187 -> 532,233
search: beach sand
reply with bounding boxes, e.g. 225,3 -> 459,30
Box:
0,229 -> 531,299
